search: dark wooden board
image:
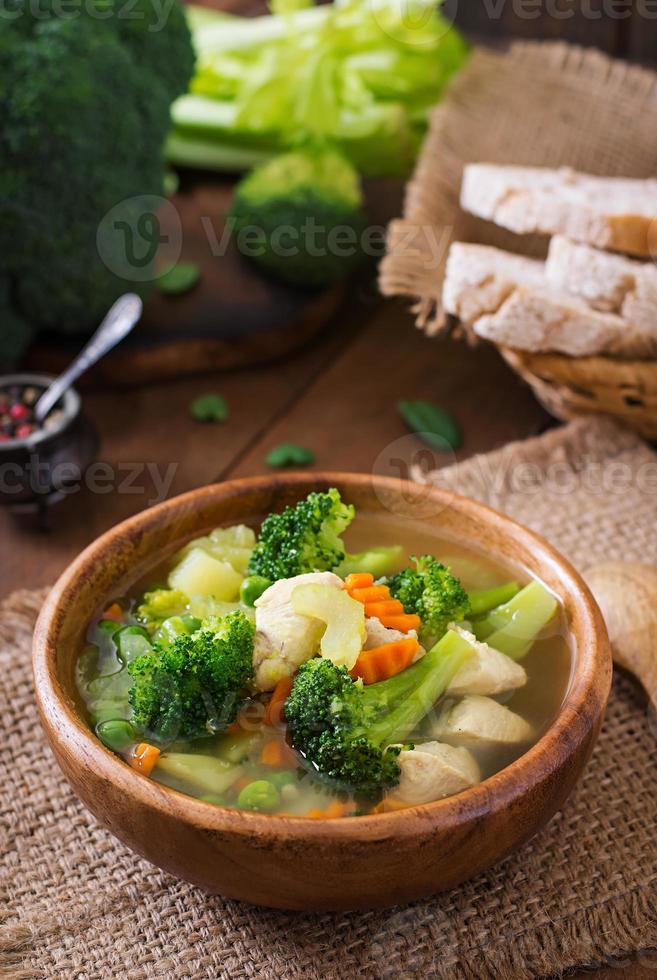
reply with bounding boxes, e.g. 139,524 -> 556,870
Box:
26,170 -> 345,385
451,0 -> 622,53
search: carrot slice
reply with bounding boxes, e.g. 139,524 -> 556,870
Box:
348,585 -> 390,604
377,613 -> 421,633
324,801 -> 349,818
260,739 -> 297,769
343,573 -> 374,591
364,599 -> 405,618
373,797 -> 410,813
131,742 -> 160,776
264,676 -> 294,727
306,801 -> 349,819
102,602 -> 124,622
350,637 -> 419,684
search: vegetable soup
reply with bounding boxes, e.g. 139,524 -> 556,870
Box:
76,490 -> 571,818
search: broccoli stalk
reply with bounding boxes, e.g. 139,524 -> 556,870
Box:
128,611 -> 255,742
248,488 -> 355,582
387,556 -> 470,646
334,545 -> 404,580
285,629 -> 473,799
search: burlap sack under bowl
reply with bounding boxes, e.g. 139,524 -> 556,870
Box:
379,41 -> 657,439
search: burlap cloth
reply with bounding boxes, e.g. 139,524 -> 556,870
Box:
379,41 -> 657,333
2,416 -> 657,979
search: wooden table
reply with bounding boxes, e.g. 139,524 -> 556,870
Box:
3,184 -> 654,980
1,286 -> 552,593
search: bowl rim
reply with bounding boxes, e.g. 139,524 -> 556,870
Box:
33,471 -> 611,842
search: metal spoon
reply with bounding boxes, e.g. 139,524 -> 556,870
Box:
34,293 -> 143,424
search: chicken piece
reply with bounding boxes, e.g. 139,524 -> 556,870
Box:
391,741 -> 480,805
364,616 -> 424,661
430,695 -> 533,748
253,571 -> 343,691
447,627 -> 527,697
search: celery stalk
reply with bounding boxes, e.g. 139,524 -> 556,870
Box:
468,582 -> 520,618
166,133 -> 273,173
473,581 -> 558,660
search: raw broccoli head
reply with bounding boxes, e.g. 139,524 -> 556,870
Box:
228,146 -> 367,287
248,488 -> 355,582
128,610 -> 254,741
387,556 -> 470,645
135,589 -> 189,634
285,630 -> 474,800
0,0 -> 194,365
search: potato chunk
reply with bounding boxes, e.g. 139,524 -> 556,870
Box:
431,695 -> 533,747
168,547 -> 243,601
447,628 -> 527,697
392,741 -> 480,805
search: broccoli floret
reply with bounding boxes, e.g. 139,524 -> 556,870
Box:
387,556 -> 470,646
136,589 -> 190,633
285,630 -> 472,799
248,488 -> 355,583
228,146 -> 367,287
128,611 -> 255,741
0,0 -> 194,361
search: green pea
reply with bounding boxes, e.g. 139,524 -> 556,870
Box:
97,619 -> 122,637
240,575 -> 271,607
96,719 -> 136,753
237,779 -> 281,812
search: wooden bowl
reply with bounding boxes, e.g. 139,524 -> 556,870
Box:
33,474 -> 611,911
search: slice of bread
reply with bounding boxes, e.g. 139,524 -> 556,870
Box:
443,237 -> 657,357
473,287 -> 628,357
546,236 -> 657,334
442,243 -> 545,326
545,236 -> 639,311
461,165 -> 657,257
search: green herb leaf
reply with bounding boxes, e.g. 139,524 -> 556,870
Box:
398,400 -> 461,450
190,394 -> 229,423
265,443 -> 315,469
158,262 -> 201,295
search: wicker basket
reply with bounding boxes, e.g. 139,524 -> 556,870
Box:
500,348 -> 657,440
379,43 -> 657,441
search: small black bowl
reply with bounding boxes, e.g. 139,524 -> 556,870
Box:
0,373 -> 98,512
